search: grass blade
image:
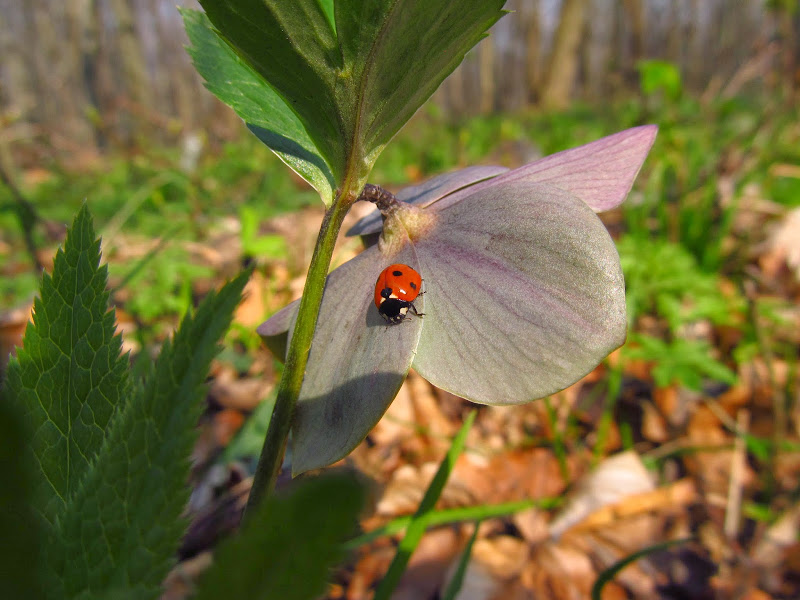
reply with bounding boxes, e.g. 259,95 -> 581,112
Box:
373,410 -> 476,600
441,521 -> 481,600
591,537 -> 692,600
344,497 -> 561,551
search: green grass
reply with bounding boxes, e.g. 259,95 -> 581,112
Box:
3,93 -> 799,331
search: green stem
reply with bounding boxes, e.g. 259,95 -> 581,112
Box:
245,189 -> 356,515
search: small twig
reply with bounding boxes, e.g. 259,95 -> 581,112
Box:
724,409 -> 750,540
358,183 -> 406,219
0,157 -> 44,272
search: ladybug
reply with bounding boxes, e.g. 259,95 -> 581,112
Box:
374,264 -> 423,324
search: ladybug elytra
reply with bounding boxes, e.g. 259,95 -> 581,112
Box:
374,264 -> 423,324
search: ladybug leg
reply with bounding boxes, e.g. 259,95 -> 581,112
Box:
408,302 -> 425,318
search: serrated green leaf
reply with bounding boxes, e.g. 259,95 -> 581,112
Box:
195,0 -> 506,190
54,271 -> 250,599
195,473 -> 364,600
333,0 -> 507,164
181,9 -> 335,203
4,204 -> 128,526
0,388 -> 44,600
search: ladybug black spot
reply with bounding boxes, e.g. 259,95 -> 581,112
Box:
392,270 -> 403,276
380,287 -> 393,299
409,282 -> 417,290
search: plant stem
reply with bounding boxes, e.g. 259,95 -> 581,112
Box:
245,189 -> 356,516
0,155 -> 43,272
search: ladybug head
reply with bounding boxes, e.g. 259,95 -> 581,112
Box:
378,297 -> 410,324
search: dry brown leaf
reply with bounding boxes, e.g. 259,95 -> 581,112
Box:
641,401 -> 669,442
522,542 -> 597,600
685,405 -> 755,509
549,451 -> 654,538
446,534 -> 530,600
212,408 -> 245,447
512,508 -> 550,545
392,527 -> 463,600
450,448 -> 569,506
0,303 -> 31,374
233,270 -> 267,327
347,543 -> 395,600
208,368 -> 272,411
161,551 -> 213,600
407,371 -> 456,446
376,462 -> 438,516
752,504 -> 800,571
566,479 -> 696,534
471,535 -> 530,579
760,206 -> 800,281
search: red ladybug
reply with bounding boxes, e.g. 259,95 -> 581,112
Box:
374,264 -> 423,324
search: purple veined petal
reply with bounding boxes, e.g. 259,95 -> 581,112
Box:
275,248 -> 425,474
257,298 -> 298,360
411,180 -> 626,405
346,165 -> 508,237
429,125 -> 658,213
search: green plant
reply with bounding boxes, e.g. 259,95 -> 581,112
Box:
239,205 -> 288,259
617,235 -> 743,333
184,0 -> 514,507
623,334 -> 737,391
637,59 -> 683,102
1,207 -> 249,597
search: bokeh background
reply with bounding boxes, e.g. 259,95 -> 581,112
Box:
2,1 -> 799,599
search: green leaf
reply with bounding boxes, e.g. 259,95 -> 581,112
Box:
54,270 -> 250,599
441,521 -> 480,600
4,204 -> 128,526
624,335 -> 737,391
195,473 -> 365,600
0,388 -> 44,600
637,59 -> 683,101
182,9 -> 335,203
195,0 -> 506,189
374,411 -> 476,600
333,0 -> 507,169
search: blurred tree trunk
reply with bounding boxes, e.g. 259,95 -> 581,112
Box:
521,0 -> 541,104
0,6 -> 35,117
540,0 -> 587,109
478,38 -> 496,113
778,3 -> 797,97
686,0 -> 702,90
65,0 -> 100,150
25,0 -> 59,132
108,0 -> 151,141
622,0 -> 644,85
89,0 -> 117,148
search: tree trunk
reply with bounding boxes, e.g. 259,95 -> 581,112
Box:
478,38 -> 496,114
521,0 -> 542,104
0,3 -> 36,116
540,0 -> 587,109
108,0 -> 151,142
622,0 -> 645,86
